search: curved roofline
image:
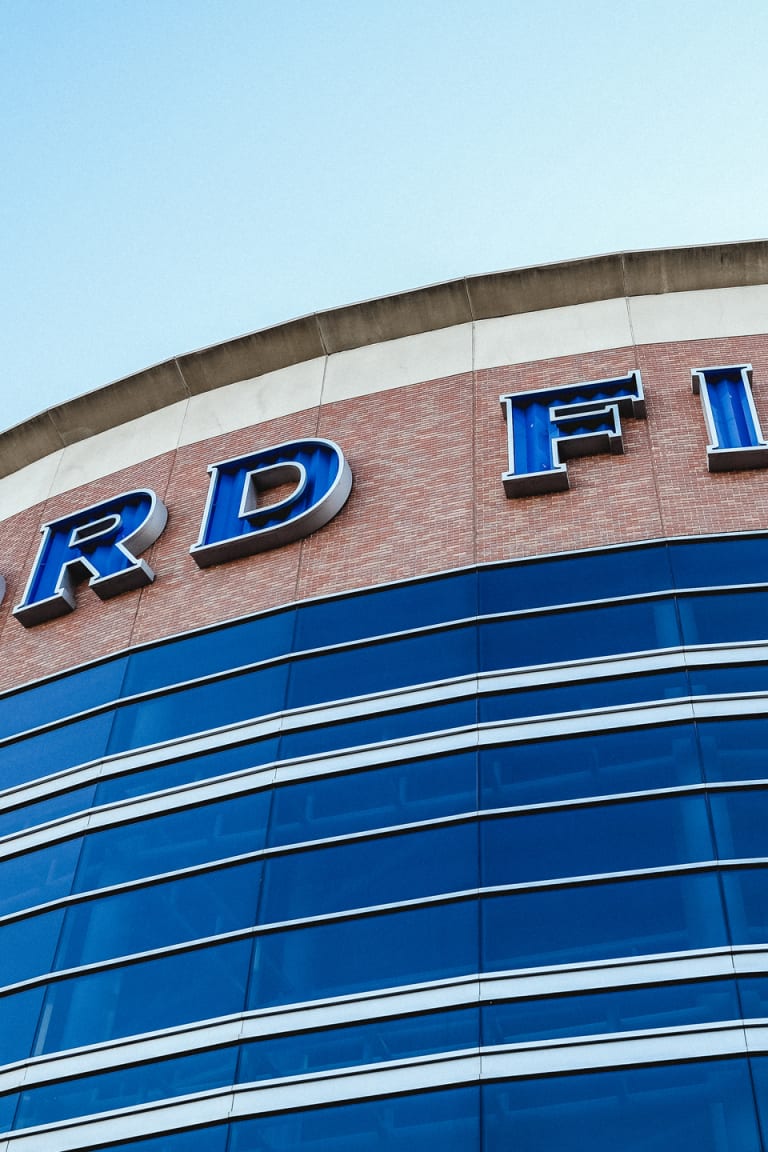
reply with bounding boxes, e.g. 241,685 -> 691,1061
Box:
5,239 -> 768,480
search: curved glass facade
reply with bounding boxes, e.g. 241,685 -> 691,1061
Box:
5,534 -> 768,1148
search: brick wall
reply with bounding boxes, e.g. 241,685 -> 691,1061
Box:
2,333 -> 768,691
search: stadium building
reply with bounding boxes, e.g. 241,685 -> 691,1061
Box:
3,242 -> 768,1149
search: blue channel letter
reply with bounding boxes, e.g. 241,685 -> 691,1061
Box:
500,372 -> 646,497
692,365 -> 768,472
14,489 -> 168,627
190,438 -> 353,568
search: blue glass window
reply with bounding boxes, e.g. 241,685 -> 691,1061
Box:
0,1090 -> 18,1133
0,985 -> 46,1065
0,906 -> 64,987
249,898 -> 478,1008
89,1127 -> 229,1152
36,937 -> 252,1055
481,795 -> 713,887
230,1086 -> 479,1152
93,737 -> 280,806
259,822 -> 477,924
278,698 -> 477,762
479,544 -> 673,615
11,1009 -> 479,1132
708,789 -> 768,859
267,752 -> 478,847
482,979 -> 739,1045
73,789 -> 271,891
55,860 -> 264,970
13,1045 -> 239,1131
286,625 -> 478,710
482,872 -> 727,971
295,571 -> 478,650
668,534 -> 768,591
0,836 -> 81,917
120,608 -> 296,697
0,710 -> 113,792
480,670 -> 688,724
483,1059 -> 762,1151
0,781 -> 97,840
720,867 -> 768,945
736,976 -> 768,1020
479,598 -> 681,674
237,1006 -> 478,1083
0,656 -> 127,742
697,718 -> 768,783
688,663 -> 768,700
480,724 -> 701,809
106,664 -> 289,755
679,589 -> 768,647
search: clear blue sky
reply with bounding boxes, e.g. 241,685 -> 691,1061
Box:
2,0 -> 767,430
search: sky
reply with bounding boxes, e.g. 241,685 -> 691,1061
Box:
2,0 -> 768,431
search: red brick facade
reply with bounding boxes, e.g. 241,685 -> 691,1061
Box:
2,333 -> 768,692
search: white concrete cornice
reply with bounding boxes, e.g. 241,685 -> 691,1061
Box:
3,242 -> 768,521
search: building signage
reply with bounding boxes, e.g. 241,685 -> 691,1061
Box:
13,489 -> 168,628
500,371 -> 646,497
190,439 -> 352,568
5,363 -> 768,626
13,439 -> 352,628
500,364 -> 768,496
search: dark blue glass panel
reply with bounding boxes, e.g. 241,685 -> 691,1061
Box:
697,718 -> 768,783
737,976 -> 768,1020
721,867 -> 768,945
0,781 -> 97,839
679,589 -> 768,647
11,1009 -> 480,1132
73,790 -> 271,891
295,571 -> 478,650
230,1085 -> 479,1152
37,938 -> 252,1055
482,979 -> 739,1045
106,664 -> 289,755
481,795 -> 713,887
0,907 -> 64,987
480,670 -> 688,724
285,625 -> 477,710
479,544 -> 672,615
0,1092 -> 18,1133
479,598 -> 681,673
120,608 -> 296,697
0,985 -> 46,1064
278,698 -> 476,762
56,860 -> 263,969
709,789 -> 768,859
688,664 -> 768,699
94,738 -> 280,806
0,656 -> 127,742
480,724 -> 701,809
0,711 -> 113,791
669,535 -> 768,591
14,1045 -> 239,1131
0,837 -> 80,917
267,752 -> 478,847
249,898 -> 478,1008
482,872 -> 727,971
91,1126 -> 228,1152
748,1054 -> 768,1151
238,1006 -> 478,1084
483,1059 -> 762,1151
260,822 -> 477,924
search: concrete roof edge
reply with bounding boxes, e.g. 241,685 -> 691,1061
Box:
2,239 -> 767,480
